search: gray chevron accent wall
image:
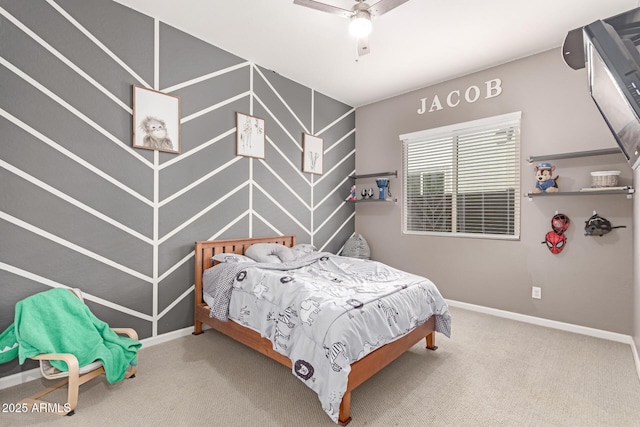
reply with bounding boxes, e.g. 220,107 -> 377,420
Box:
0,0 -> 355,378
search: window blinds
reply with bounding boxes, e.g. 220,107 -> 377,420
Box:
401,112 -> 521,239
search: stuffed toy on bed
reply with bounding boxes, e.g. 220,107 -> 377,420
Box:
533,162 -> 559,193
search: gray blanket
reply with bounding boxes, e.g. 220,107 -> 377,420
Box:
202,252 -> 451,424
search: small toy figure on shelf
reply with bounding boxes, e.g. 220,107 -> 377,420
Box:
346,185 -> 357,201
533,162 -> 559,193
359,188 -> 374,199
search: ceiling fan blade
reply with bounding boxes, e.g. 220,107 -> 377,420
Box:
369,0 -> 410,17
293,0 -> 352,18
358,36 -> 371,56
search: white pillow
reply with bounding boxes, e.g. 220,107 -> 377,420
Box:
341,234 -> 371,259
211,253 -> 256,264
245,243 -> 296,263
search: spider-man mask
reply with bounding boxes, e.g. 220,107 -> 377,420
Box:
551,213 -> 570,235
543,230 -> 566,254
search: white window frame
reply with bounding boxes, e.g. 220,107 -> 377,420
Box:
399,112 -> 521,240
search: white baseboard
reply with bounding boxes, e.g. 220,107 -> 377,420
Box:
0,325 -> 196,391
632,337 -> 640,383
446,299 -> 634,344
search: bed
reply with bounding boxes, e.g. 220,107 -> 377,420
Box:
193,235 -> 451,425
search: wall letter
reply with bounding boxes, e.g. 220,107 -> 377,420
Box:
429,95 -> 443,112
485,78 -> 503,99
446,90 -> 460,108
464,86 -> 480,103
417,97 -> 427,114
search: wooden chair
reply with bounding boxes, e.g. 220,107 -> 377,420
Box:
19,289 -> 138,416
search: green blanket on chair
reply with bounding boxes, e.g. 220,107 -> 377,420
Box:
13,288 -> 141,384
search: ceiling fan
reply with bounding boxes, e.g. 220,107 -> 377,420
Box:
293,0 -> 410,56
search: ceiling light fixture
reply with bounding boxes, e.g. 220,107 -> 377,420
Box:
349,9 -> 372,38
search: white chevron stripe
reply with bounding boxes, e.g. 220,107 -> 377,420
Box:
159,128 -> 235,171
254,66 -> 309,134
156,211 -> 250,283
0,107 -> 154,206
0,211 -> 153,283
207,210 -> 250,241
251,210 -> 284,237
252,182 -> 310,235
157,285 -> 194,319
314,148 -> 356,186
0,6 -> 132,113
254,94 -> 302,150
158,155 -> 242,207
316,108 -> 356,136
318,211 -> 355,252
152,149 -> 159,337
162,62 -> 251,93
47,0 -> 151,89
314,171 -> 355,209
0,159 -> 153,245
0,59 -> 153,168
258,158 -> 311,211
181,91 -> 250,124
158,247 -> 194,283
325,129 -> 355,155
158,181 -> 250,244
315,202 -> 349,233
266,135 -> 310,183
0,262 -> 153,321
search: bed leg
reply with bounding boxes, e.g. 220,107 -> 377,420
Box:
426,332 -> 438,351
338,391 -> 352,426
193,320 -> 203,335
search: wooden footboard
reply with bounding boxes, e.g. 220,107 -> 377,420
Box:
193,236 -> 437,425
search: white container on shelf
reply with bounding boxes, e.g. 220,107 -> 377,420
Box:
590,170 -> 620,187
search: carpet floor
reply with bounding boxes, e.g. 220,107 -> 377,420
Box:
1,306 -> 639,426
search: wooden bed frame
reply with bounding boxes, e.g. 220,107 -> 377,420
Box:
193,235 -> 438,425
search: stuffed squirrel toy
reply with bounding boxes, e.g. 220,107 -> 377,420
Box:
533,162 -> 559,193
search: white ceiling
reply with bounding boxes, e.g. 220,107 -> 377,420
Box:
114,0 -> 639,107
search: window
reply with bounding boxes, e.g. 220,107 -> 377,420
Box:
400,112 -> 521,239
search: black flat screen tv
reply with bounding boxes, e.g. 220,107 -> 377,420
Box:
584,17 -> 640,170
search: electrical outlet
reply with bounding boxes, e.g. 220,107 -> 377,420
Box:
532,286 -> 542,299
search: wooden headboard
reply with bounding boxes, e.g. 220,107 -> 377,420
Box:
193,235 -> 296,307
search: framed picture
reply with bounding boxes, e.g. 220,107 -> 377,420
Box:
236,112 -> 265,159
132,85 -> 181,154
303,133 -> 323,175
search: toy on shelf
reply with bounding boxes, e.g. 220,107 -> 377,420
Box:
533,162 -> 559,193
584,211 -> 626,236
542,213 -> 570,254
360,188 -> 374,199
376,178 -> 390,200
346,185 -> 357,201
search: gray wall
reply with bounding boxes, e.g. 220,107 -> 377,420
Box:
0,0 -> 354,377
355,49 -> 634,335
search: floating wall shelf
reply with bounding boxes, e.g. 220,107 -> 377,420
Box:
526,148 -> 621,163
524,188 -> 634,199
345,198 -> 397,203
346,170 -> 398,203
349,170 -> 398,180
